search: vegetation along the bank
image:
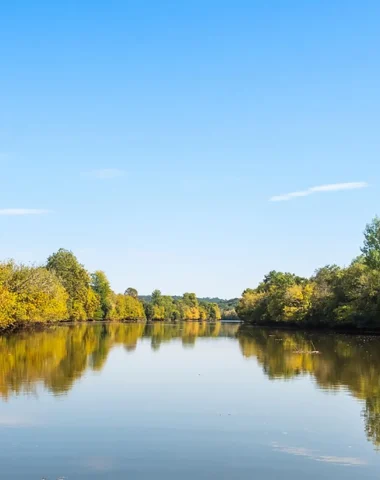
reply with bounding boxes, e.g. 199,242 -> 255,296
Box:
0,248 -> 221,330
2,216 -> 380,331
237,216 -> 380,329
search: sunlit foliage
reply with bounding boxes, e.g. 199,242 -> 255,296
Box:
0,261 -> 68,328
46,248 -> 98,321
143,290 -> 221,322
108,293 -> 146,321
0,250 -> 147,328
237,217 -> 380,328
91,270 -> 112,320
362,216 -> 380,269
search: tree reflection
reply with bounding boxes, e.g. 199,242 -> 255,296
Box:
0,322 -> 237,398
1,323 -> 379,450
237,326 -> 380,449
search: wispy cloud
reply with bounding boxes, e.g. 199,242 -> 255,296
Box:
86,168 -> 125,179
0,209 -> 50,216
270,182 -> 368,202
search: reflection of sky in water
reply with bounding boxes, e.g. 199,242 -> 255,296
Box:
0,324 -> 379,479
272,443 -> 367,466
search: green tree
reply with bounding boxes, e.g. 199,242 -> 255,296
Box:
46,249 -> 94,320
182,292 -> 198,308
125,287 -> 138,298
200,301 -> 221,321
361,216 -> 380,269
91,271 -> 112,319
144,302 -> 155,321
180,293 -> 200,320
151,289 -> 162,304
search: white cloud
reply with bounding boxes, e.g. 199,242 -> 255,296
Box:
270,182 -> 368,202
87,168 -> 125,179
0,209 -> 49,216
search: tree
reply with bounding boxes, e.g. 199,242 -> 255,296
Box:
144,302 -> 155,321
46,249 -> 93,320
125,287 -> 138,298
181,292 -> 200,320
236,289 -> 267,323
309,265 -> 341,323
151,289 -> 162,304
91,271 -> 112,319
198,301 -> 221,321
0,262 -> 68,326
361,217 -> 380,269
208,303 -> 221,321
260,271 -> 306,292
182,292 -> 198,308
148,290 -> 181,321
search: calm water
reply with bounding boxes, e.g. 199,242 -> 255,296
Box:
1,323 -> 380,479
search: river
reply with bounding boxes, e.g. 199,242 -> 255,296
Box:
0,322 -> 379,479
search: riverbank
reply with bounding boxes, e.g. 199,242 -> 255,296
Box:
236,217 -> 380,331
4,317 -> 380,337
239,322 -> 380,336
0,252 -> 223,330
0,317 -> 227,335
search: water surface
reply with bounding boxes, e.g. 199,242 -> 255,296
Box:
0,322 -> 380,479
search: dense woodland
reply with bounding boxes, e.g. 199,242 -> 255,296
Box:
237,217 -> 380,329
0,249 -> 221,330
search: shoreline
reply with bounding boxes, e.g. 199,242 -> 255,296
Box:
2,318 -> 380,336
0,318 -> 226,335
239,322 -> 380,336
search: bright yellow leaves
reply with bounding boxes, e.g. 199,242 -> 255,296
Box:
0,263 -> 69,328
109,294 -> 146,320
283,283 -> 314,322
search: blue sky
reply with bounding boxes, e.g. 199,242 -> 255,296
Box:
1,1 -> 379,298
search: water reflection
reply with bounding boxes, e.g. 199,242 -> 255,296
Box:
145,321 -> 226,349
0,322 -> 237,399
238,327 -> 380,449
1,323 -> 380,450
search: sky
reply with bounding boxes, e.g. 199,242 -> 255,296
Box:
1,1 -> 379,298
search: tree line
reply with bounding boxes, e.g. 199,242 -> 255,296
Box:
140,294 -> 238,320
0,248 -> 221,330
143,290 -> 221,322
237,216 -> 380,328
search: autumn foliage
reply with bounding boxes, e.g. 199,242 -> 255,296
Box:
0,249 -> 221,330
237,217 -> 380,328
